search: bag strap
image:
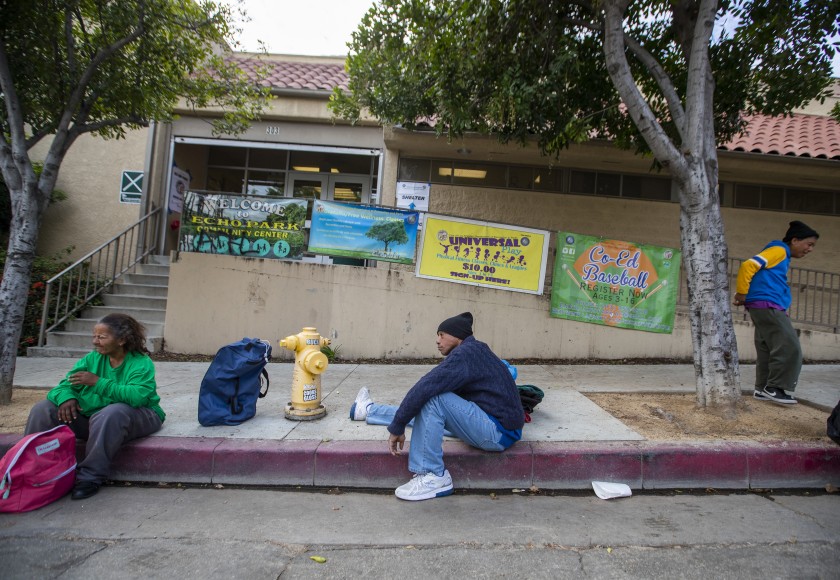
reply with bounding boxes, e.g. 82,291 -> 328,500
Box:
258,368 -> 270,398
229,377 -> 243,415
259,339 -> 272,363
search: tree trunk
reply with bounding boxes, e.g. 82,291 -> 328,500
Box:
677,163 -> 741,408
0,178 -> 48,405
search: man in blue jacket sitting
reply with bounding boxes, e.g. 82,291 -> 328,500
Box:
350,312 -> 524,501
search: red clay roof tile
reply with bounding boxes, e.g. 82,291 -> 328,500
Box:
719,113 -> 840,161
228,54 -> 349,92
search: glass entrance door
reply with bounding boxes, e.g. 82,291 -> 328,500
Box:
329,175 -> 370,204
289,172 -> 328,200
288,173 -> 371,204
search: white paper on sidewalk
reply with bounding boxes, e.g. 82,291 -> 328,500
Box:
592,481 -> 632,500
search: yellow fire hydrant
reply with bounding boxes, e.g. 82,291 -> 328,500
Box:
279,327 -> 330,421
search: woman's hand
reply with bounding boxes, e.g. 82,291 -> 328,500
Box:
57,399 -> 81,423
69,371 -> 99,387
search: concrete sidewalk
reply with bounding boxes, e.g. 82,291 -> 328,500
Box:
3,358 -> 839,491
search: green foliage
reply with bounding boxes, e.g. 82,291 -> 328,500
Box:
331,0 -> 838,156
0,248 -> 75,355
365,220 -> 409,252
0,0 -> 269,144
283,203 -> 308,230
321,343 -> 341,362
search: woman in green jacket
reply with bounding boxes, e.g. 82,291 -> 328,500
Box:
25,313 -> 165,500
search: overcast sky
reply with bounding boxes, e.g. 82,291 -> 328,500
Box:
233,0 -> 839,77
233,0 -> 374,56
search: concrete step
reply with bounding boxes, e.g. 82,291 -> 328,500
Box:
122,272 -> 169,286
31,255 -> 170,359
111,283 -> 168,297
135,263 -> 170,276
35,332 -> 164,352
66,317 -> 164,335
102,294 -> 168,310
85,305 -> 167,323
28,335 -> 164,358
147,255 -> 171,266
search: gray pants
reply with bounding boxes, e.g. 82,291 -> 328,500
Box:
25,400 -> 162,485
749,307 -> 802,393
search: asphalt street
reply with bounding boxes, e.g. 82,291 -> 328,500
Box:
0,486 -> 837,579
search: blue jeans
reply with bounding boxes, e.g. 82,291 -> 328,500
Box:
369,393 -> 505,477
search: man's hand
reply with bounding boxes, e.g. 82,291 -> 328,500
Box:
69,371 -> 99,387
57,399 -> 82,424
733,293 -> 746,306
388,433 -> 405,456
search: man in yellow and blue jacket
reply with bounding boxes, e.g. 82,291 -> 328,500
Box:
733,221 -> 819,405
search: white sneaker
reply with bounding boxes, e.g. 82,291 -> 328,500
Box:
349,387 -> 373,421
395,470 -> 454,501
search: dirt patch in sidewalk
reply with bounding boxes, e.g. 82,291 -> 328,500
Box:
585,392 -> 833,442
1,389 -> 48,433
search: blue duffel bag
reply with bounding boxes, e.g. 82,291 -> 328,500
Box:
198,338 -> 272,426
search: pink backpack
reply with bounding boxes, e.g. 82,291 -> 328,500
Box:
0,425 -> 76,513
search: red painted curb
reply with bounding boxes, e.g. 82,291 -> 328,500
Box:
3,434 -> 839,490
110,436 -> 222,484
213,439 -> 319,486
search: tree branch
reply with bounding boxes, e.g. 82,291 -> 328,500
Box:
0,39 -> 35,184
49,1 -> 148,161
64,7 -> 78,80
622,33 -> 687,142
601,0 -> 685,175
683,0 -> 717,155
71,115 -> 149,137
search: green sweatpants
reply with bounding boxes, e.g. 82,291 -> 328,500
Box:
748,307 -> 802,392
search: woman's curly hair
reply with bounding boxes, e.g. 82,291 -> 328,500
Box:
98,313 -> 148,354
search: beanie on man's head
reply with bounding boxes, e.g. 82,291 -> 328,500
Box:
437,312 -> 473,340
784,220 -> 819,243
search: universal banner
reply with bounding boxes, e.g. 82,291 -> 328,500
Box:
178,191 -> 307,260
550,232 -> 681,333
416,215 -> 550,294
308,200 -> 419,264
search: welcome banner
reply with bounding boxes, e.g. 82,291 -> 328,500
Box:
550,232 -> 681,333
308,200 -> 419,264
179,191 -> 307,260
416,215 -> 550,294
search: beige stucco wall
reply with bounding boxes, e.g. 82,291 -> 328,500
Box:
33,129 -> 150,260
163,252 -> 838,360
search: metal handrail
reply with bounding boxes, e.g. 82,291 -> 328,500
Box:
37,207 -> 163,346
677,257 -> 840,333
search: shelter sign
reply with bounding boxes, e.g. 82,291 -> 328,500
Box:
308,200 -> 419,264
120,170 -> 143,204
416,215 -> 550,294
179,191 -> 307,260
395,181 -> 430,212
550,232 -> 681,333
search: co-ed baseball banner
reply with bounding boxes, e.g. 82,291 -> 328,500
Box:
550,232 -> 681,333
179,191 -> 307,260
416,215 -> 550,294
308,200 -> 419,264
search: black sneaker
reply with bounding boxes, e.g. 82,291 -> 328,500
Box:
753,389 -> 769,400
761,386 -> 798,405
